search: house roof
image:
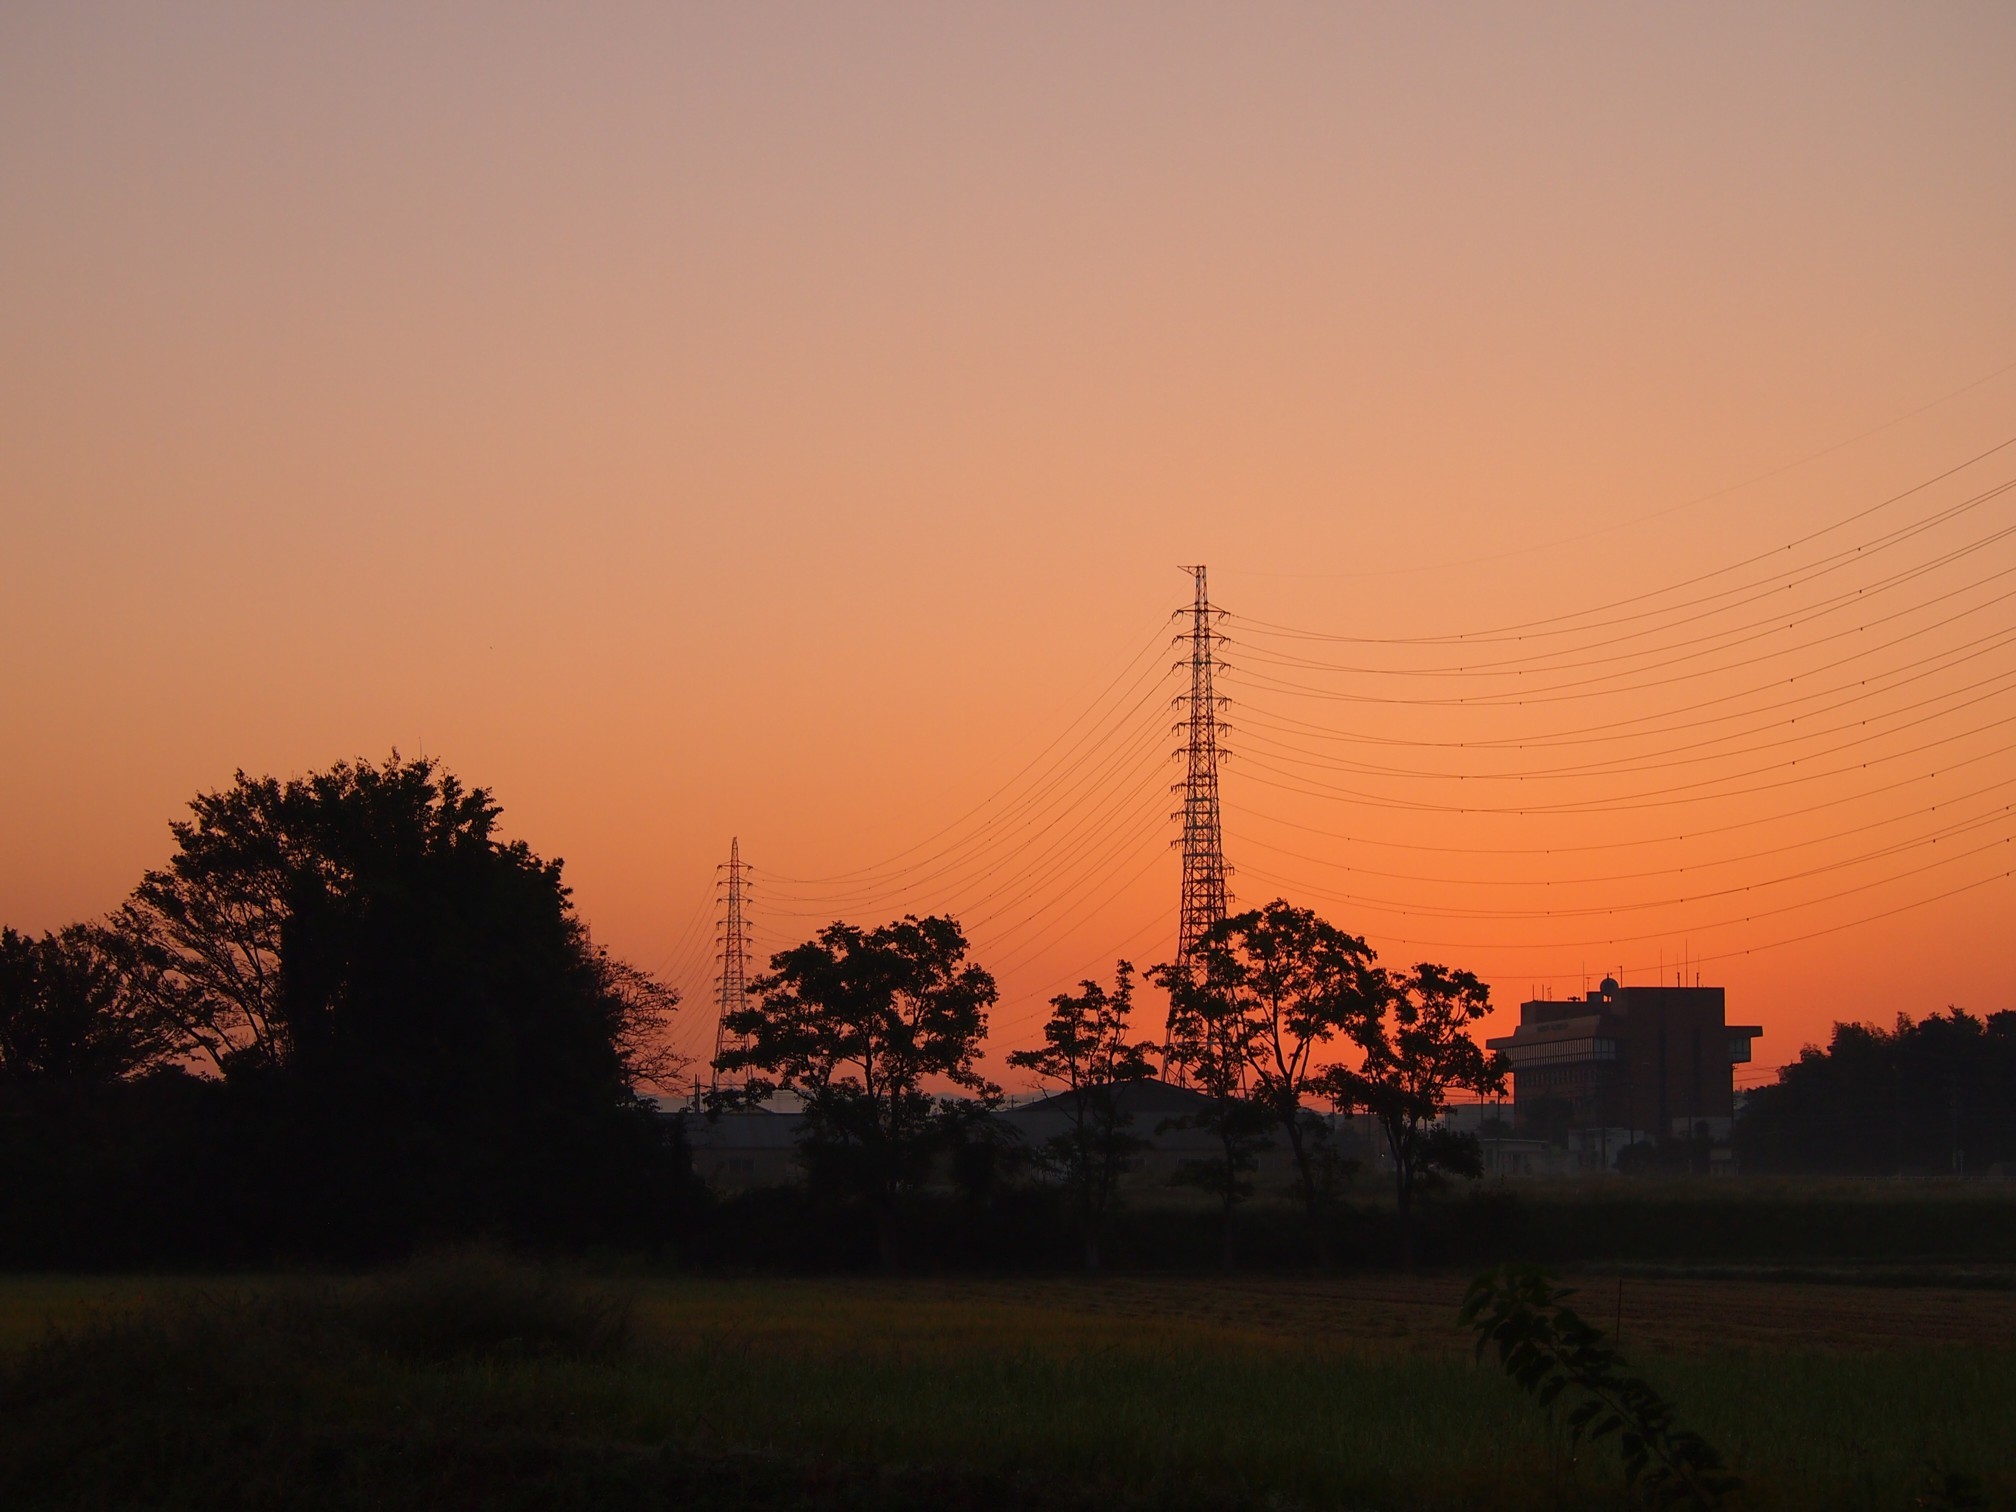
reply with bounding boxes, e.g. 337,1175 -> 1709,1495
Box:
1009,1076 -> 1215,1119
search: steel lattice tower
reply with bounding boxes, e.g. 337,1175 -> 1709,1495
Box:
711,837 -> 753,1088
1166,565 -> 1231,1059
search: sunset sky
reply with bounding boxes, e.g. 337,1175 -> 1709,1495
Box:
4,4 -> 2013,1087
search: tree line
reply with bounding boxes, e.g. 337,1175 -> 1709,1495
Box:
704,893 -> 1508,1269
1735,1007 -> 2016,1177
3,752 -> 1525,1268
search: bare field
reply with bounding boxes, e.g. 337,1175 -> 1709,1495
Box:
624,1268 -> 2016,1358
7,1265 -> 2014,1367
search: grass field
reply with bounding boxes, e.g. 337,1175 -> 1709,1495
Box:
2,1263 -> 2012,1510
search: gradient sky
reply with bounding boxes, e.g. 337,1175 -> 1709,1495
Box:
4,3 -> 2014,1087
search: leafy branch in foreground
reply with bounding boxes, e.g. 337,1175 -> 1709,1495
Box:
1458,1265 -> 1741,1510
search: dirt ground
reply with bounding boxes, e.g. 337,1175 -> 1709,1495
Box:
770,1268 -> 2016,1357
6,1265 -> 2013,1363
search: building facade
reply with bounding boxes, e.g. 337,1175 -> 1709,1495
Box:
1486,977 -> 1761,1168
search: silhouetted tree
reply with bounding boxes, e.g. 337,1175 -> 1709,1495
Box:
0,925 -> 169,1086
597,951 -> 688,1092
1152,956 -> 1274,1270
0,928 -> 203,1268
108,771 -> 296,1074
1179,901 -> 1379,1262
1333,961 -> 1506,1268
1737,1008 -> 2016,1176
103,754 -> 683,1251
1006,961 -> 1158,1270
715,914 -> 999,1267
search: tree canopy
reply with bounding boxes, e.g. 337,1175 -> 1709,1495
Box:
1006,960 -> 1157,1270
1332,960 -> 1507,1266
6,754 -> 685,1259
0,925 -> 168,1087
1737,1008 -> 2016,1176
110,756 -> 675,1102
716,914 -> 998,1261
1174,900 -> 1381,1252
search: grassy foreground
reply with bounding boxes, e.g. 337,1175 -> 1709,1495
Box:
2,1261 -> 2012,1510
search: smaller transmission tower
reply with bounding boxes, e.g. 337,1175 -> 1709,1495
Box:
1165,564 -> 1232,1066
711,837 -> 753,1089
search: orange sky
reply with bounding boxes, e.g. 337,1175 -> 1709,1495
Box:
3,4 -> 2013,1089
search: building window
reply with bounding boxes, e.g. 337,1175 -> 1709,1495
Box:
1507,1036 -> 1621,1068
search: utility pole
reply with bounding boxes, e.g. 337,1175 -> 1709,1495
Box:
1165,564 -> 1231,1067
711,837 -> 752,1090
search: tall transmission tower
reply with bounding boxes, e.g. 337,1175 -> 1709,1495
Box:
1166,565 -> 1231,1062
711,837 -> 753,1089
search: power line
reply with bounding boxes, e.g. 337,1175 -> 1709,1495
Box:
1229,567 -> 2016,708
1236,829 -> 2011,954
1230,478 -> 2016,674
1229,801 -> 2012,922
761,621 -> 1172,887
756,689 -> 1173,918
1228,620 -> 2016,753
1228,431 -> 2016,644
1228,766 -> 2016,887
1225,628 -> 2016,770
1236,662 -> 2016,785
1216,359 -> 2016,584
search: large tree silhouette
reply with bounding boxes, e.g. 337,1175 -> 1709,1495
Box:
1331,961 -> 1506,1268
107,754 -> 681,1250
716,914 -> 998,1266
1175,901 -> 1380,1262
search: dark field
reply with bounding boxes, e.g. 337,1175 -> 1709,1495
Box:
3,1259 -> 2013,1511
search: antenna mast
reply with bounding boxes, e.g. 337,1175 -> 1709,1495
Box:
711,837 -> 753,1088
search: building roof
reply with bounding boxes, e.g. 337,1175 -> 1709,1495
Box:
1008,1077 -> 1215,1119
